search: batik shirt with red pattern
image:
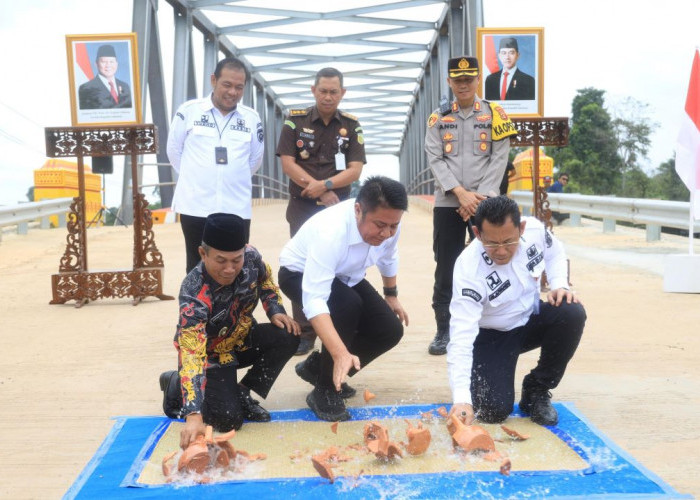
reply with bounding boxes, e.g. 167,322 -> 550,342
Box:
174,244 -> 286,416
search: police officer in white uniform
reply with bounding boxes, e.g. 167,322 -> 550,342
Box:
447,196 -> 586,426
167,56 -> 264,273
425,55 -> 518,356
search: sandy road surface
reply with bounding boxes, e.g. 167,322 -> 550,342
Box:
0,199 -> 698,498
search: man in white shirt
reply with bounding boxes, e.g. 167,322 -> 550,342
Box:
167,57 -> 264,273
448,196 -> 586,426
278,176 -> 409,421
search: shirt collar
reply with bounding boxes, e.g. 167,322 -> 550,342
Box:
345,200 -> 364,246
310,105 -> 341,124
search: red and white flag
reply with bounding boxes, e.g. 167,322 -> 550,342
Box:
676,49 -> 700,219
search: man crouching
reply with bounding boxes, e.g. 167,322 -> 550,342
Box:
160,213 -> 299,449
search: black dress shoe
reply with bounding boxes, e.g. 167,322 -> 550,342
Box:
428,329 -> 449,355
306,386 -> 350,422
238,386 -> 271,422
519,385 -> 558,426
159,370 -> 182,419
295,351 -> 357,399
294,337 -> 315,356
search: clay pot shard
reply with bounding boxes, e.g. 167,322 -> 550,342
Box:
364,389 -> 376,402
500,424 -> 530,441
363,421 -> 403,460
330,422 -> 339,434
404,419 -> 431,455
437,406 -> 449,418
449,414 -> 495,453
311,454 -> 336,483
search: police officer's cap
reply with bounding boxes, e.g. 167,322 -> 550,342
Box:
448,56 -> 479,78
96,44 -> 117,59
202,213 -> 246,252
498,37 -> 519,52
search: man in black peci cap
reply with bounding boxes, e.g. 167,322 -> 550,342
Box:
424,56 -> 517,356
159,213 -> 300,450
78,44 -> 132,109
484,37 -> 535,101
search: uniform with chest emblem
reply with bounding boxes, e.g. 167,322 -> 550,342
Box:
276,106 -> 366,234
447,208 -> 586,427
424,55 -> 518,357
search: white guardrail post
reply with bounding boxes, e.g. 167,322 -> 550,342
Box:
0,197 -> 73,242
510,191 -> 700,242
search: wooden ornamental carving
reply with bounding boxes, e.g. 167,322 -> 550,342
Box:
510,117 -> 569,229
45,124 -> 174,307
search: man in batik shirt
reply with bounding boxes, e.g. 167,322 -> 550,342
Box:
159,213 -> 299,449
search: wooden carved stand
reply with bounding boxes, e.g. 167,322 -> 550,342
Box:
510,117 -> 569,229
45,124 -> 174,307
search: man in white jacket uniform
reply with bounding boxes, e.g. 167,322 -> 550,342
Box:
447,196 -> 586,426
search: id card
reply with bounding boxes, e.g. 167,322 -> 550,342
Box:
334,152 -> 346,171
215,146 -> 228,165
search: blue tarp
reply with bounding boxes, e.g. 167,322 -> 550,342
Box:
64,402 -> 688,499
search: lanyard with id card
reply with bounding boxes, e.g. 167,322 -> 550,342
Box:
212,110 -> 235,165
335,138 -> 347,170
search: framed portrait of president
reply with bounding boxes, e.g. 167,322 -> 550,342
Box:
476,27 -> 544,117
66,33 -> 142,126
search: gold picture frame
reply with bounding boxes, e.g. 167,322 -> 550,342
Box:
66,33 -> 142,126
476,27 -> 544,117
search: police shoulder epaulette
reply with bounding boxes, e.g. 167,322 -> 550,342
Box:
289,108 -> 309,117
340,110 -> 358,121
488,101 -> 518,140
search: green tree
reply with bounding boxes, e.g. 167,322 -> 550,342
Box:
611,97 -> 657,196
549,88 -> 622,195
649,156 -> 689,201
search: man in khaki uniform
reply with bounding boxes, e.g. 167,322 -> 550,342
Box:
425,56 -> 517,355
276,67 -> 366,357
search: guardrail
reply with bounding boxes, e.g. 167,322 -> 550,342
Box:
510,191 -> 700,241
0,197 -> 73,242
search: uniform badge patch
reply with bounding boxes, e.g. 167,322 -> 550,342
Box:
462,288 -> 482,302
445,143 -> 453,153
486,271 -> 502,290
290,109 -> 308,116
357,134 -> 364,144
296,140 -> 304,148
257,122 -> 263,143
427,113 -> 438,128
440,116 -> 456,123
481,252 -> 493,265
300,150 -> 310,159
284,120 -> 296,129
545,230 -> 553,248
474,101 -> 481,111
479,132 -> 488,140
479,142 -> 488,151
339,128 -> 347,136
452,102 -> 459,112
176,112 -> 185,120
442,132 -> 454,141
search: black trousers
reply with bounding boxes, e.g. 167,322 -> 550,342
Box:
470,301 -> 586,423
180,214 -> 251,274
278,267 -> 403,389
432,207 -> 474,311
174,323 -> 298,431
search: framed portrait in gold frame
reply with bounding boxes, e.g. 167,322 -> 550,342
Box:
476,27 -> 544,117
65,33 -> 142,126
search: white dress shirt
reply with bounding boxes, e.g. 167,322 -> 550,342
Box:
447,217 -> 569,405
167,95 -> 264,218
279,199 -> 401,320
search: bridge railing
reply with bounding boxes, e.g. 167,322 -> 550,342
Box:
510,191 -> 700,241
0,197 -> 73,242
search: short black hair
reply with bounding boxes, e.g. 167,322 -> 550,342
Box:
559,172 -> 569,179
356,176 -> 408,214
214,56 -> 250,82
315,67 -> 343,88
474,196 -> 520,231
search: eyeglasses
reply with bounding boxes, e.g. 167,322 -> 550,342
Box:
481,240 -> 521,249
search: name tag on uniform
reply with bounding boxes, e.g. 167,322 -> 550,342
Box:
215,146 -> 228,165
335,152 -> 346,170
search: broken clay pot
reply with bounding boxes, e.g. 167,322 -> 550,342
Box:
448,414 -> 495,453
404,419 -> 431,455
364,389 -> 376,402
364,421 -> 403,459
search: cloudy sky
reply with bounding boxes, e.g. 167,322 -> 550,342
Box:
1,0 -> 699,206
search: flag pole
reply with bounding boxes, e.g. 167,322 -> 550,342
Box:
691,188 -> 695,255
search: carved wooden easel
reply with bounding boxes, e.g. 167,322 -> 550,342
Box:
510,117 -> 569,229
45,124 -> 174,307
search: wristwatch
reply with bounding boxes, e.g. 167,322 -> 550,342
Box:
324,179 -> 334,190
